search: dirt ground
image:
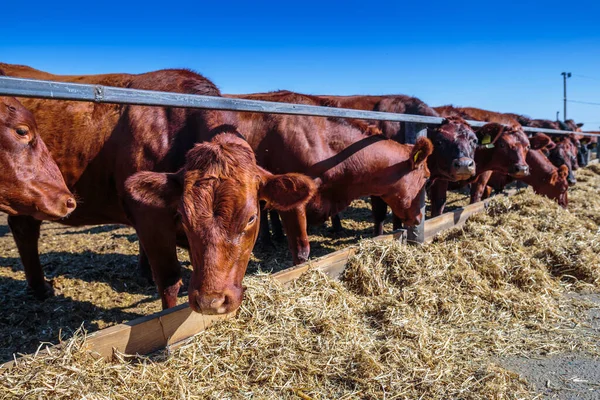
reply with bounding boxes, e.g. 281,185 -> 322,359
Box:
499,293 -> 600,399
0,190 -> 469,363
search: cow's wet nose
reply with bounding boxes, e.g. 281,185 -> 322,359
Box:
65,197 -> 77,212
451,157 -> 476,178
196,293 -> 228,315
403,212 -> 423,227
510,164 -> 530,178
192,287 -> 243,315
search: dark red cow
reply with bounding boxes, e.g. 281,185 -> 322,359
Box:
486,153 -> 570,208
312,96 -> 477,235
430,106 -> 542,216
558,120 -> 590,167
1,63 -> 315,314
546,136 -> 578,186
0,95 -> 76,220
502,116 -> 579,185
443,105 -> 569,208
228,91 -> 433,264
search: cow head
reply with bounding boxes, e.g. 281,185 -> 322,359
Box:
378,137 -> 433,226
524,150 -> 569,209
475,123 -> 539,178
538,164 -> 569,209
126,132 -> 316,315
427,116 -> 477,181
0,97 -> 76,220
547,139 -> 578,186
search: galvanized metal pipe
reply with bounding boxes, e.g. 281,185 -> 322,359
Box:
0,76 -> 598,137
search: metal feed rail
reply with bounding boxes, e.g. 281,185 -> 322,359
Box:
0,76 -> 598,137
0,75 -> 597,243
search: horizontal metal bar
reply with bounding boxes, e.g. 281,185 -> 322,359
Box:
0,76 -> 598,137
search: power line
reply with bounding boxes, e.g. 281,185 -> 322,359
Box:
572,74 -> 600,81
567,99 -> 600,106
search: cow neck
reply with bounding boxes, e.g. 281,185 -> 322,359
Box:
520,150 -> 556,187
473,146 -> 497,174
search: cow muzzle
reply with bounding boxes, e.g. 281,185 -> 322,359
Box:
36,192 -> 77,220
402,212 -> 423,227
509,164 -> 530,178
189,286 -> 244,315
450,157 -> 476,180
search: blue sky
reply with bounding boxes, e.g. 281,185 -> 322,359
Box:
3,0 -> 600,127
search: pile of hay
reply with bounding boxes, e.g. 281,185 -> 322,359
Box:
2,167 -> 599,399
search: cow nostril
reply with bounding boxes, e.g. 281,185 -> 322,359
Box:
467,160 -> 474,168
66,197 -> 76,210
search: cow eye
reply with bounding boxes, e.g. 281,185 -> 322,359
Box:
247,214 -> 257,226
525,145 -> 530,151
15,126 -> 29,137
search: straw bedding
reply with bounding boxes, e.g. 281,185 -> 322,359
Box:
0,191 -> 468,362
1,167 -> 599,399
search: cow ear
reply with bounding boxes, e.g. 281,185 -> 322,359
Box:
410,137 -> 433,169
549,171 -> 558,186
529,134 -> 551,150
558,165 -> 569,180
544,141 -> 557,151
125,171 -> 183,209
577,123 -> 584,128
259,170 -> 317,211
476,124 -> 503,147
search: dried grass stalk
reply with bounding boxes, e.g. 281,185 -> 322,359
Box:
2,166 -> 600,399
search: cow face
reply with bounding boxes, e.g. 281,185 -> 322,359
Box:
379,137 -> 433,226
547,139 -> 578,186
427,117 -> 477,181
476,123 -> 535,178
126,133 -> 316,315
0,97 -> 76,220
539,165 -> 569,208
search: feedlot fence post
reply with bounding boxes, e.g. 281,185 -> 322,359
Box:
405,122 -> 428,243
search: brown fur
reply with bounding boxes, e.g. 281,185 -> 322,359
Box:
0,96 -> 75,219
229,91 -> 433,264
430,106 -> 539,216
311,96 -> 475,234
2,63 -> 315,315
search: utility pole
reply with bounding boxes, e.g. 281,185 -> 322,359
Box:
556,111 -> 559,121
561,72 -> 571,121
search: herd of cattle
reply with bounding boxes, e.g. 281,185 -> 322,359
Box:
0,63 -> 596,317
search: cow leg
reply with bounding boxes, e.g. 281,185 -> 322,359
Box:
371,195 -> 388,236
137,243 -> 154,286
269,210 -> 285,242
131,211 -> 182,310
7,216 -> 51,299
482,186 -> 493,200
330,214 -> 343,232
278,206 -> 310,265
428,179 -> 448,217
470,172 -> 492,203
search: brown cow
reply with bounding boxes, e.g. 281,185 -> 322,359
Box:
557,120 -> 590,167
0,95 -> 76,220
1,64 -> 315,314
228,91 -> 433,264
317,96 -> 477,235
430,106 -> 541,216
485,152 -> 569,208
545,136 -> 578,185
